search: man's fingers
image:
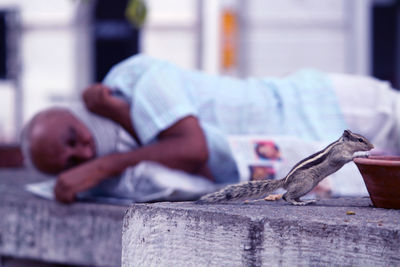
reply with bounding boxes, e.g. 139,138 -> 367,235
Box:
54,182 -> 76,204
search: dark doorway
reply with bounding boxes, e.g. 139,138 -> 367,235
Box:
372,1 -> 400,89
93,0 -> 140,82
0,9 -> 19,80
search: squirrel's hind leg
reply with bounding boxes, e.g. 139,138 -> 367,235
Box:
283,195 -> 316,206
283,178 -> 316,206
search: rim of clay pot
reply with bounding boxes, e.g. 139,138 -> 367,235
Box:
354,156 -> 400,167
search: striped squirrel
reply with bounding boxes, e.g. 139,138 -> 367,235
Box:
197,130 -> 374,206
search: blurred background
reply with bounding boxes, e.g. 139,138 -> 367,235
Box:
0,0 -> 397,146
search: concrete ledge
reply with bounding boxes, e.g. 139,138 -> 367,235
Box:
122,198 -> 400,266
0,169 -> 127,267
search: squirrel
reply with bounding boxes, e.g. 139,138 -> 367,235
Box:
197,130 -> 374,206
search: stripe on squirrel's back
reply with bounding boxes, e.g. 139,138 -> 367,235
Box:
284,139 -> 340,181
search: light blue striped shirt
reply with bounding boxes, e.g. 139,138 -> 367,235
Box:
103,54 -> 346,183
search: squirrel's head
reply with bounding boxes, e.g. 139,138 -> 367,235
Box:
341,129 -> 374,152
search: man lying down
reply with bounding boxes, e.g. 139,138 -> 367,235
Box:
21,54 -> 400,203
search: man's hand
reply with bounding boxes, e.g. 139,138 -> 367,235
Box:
82,84 -> 127,120
54,157 -> 111,203
82,83 -> 141,144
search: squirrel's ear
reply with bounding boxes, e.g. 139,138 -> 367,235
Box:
342,129 -> 351,140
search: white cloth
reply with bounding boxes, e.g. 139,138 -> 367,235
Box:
329,73 -> 400,154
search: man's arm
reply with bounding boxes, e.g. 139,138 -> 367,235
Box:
54,116 -> 213,203
106,116 -> 209,174
81,84 -> 210,175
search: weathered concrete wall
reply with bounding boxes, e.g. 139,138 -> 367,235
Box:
122,198 -> 400,266
3,169 -> 400,266
0,169 -> 127,267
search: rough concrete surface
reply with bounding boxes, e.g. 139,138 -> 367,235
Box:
0,169 -> 128,267
123,198 -> 400,267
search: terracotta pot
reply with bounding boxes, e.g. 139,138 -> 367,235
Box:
354,156 -> 400,209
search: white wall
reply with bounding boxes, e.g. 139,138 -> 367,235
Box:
239,0 -> 371,77
141,0 -> 200,69
0,0 -> 92,142
141,0 -> 371,77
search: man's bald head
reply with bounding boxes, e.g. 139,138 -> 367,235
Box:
22,107 -> 96,174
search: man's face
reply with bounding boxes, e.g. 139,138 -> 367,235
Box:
30,110 -> 96,174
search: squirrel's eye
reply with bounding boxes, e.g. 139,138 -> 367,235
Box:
358,138 -> 364,143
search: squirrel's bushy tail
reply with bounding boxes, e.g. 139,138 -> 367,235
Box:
196,179 -> 285,203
